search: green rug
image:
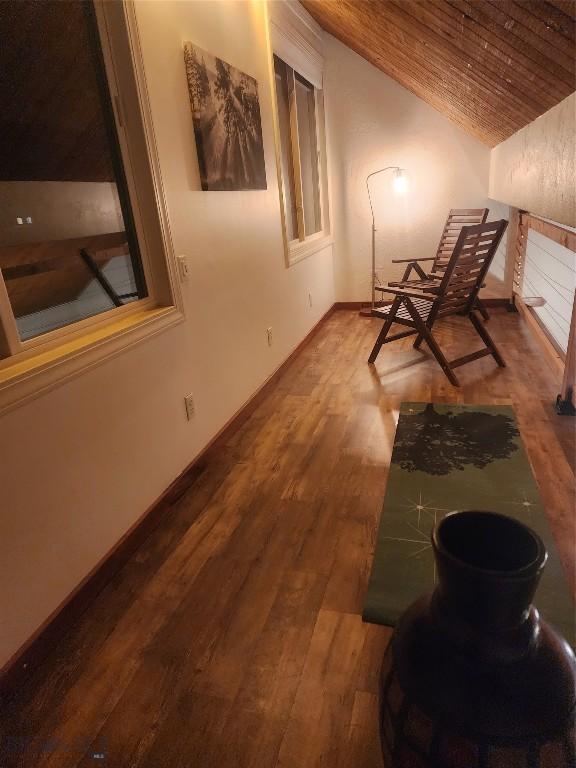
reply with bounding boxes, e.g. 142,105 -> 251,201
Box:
363,402 -> 575,645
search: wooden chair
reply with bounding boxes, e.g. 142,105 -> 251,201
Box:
385,208 -> 490,319
368,219 -> 508,386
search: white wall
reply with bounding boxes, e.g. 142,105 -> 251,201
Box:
0,182 -> 124,246
0,0 -> 335,670
485,198 -> 511,299
489,93 -> 576,228
323,35 -> 491,302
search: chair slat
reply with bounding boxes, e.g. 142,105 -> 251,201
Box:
447,208 -> 489,216
431,209 -> 489,269
433,220 -> 507,319
390,208 -> 491,324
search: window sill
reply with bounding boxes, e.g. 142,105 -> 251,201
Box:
0,305 -> 183,415
286,233 -> 333,266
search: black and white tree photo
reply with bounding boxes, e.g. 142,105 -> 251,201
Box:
392,403 -> 519,476
184,43 -> 267,191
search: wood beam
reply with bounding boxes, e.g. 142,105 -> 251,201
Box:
504,207 -> 521,302
513,214 -> 529,296
560,292 -> 576,411
0,273 -> 21,359
524,214 -> 576,252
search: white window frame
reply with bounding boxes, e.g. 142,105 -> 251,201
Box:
0,0 -> 183,414
269,2 -> 332,267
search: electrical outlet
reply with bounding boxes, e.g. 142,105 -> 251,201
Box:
177,254 -> 190,282
266,327 -> 273,347
308,291 -> 313,308
184,393 -> 195,420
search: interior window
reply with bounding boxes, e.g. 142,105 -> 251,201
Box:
294,73 -> 321,237
273,57 -> 299,242
0,0 -> 147,344
273,54 -> 325,249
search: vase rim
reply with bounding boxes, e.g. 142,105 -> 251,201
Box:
433,510 -> 547,579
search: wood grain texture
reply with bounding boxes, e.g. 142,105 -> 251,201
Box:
301,0 -> 576,147
561,293 -> 576,406
523,213 -> 576,253
0,308 -> 574,767
0,1 -> 115,181
516,294 -> 565,376
0,304 -> 335,704
504,207 -> 522,300
0,232 -> 127,317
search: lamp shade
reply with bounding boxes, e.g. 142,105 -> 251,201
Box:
393,168 -> 408,195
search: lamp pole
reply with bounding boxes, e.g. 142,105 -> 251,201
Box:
361,166 -> 404,317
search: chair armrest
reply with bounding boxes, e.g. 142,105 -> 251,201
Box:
391,257 -> 436,264
376,286 -> 437,301
385,282 -> 442,294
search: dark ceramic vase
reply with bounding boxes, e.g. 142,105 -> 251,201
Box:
379,510 -> 576,768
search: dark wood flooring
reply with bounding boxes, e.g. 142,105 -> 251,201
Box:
0,308 -> 574,768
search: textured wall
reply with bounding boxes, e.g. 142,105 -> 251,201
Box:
489,94 -> 576,228
323,35 -> 491,302
484,199 -> 511,299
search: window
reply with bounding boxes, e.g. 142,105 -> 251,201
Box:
0,0 -> 179,385
273,54 -> 329,260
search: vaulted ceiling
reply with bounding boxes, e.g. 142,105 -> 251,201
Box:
301,0 -> 576,147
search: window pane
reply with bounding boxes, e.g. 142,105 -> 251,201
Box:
0,0 -> 147,342
273,56 -> 298,242
295,74 -> 321,237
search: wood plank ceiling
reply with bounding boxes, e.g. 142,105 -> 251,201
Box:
300,0 -> 576,146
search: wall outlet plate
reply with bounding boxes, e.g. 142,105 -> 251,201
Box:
184,393 -> 195,420
177,255 -> 190,282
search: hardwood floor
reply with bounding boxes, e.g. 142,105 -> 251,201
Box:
1,308 -> 574,768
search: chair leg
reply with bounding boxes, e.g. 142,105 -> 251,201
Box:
400,264 -> 415,282
469,311 -> 505,367
422,328 -> 460,386
404,304 -> 460,386
475,298 -> 490,322
398,262 -> 427,282
368,298 -> 401,364
413,334 -> 423,350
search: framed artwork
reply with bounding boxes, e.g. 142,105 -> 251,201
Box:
184,43 -> 267,191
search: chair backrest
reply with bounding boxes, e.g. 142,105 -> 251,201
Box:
432,208 -> 489,272
430,219 -> 508,322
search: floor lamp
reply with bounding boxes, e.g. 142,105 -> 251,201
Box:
360,166 -> 408,317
